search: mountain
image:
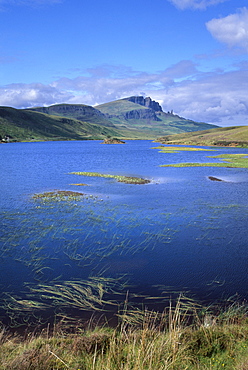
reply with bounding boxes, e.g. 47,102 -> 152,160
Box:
155,125 -> 248,147
28,103 -> 114,127
0,96 -> 219,142
96,96 -> 218,136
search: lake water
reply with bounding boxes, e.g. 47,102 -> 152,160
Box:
1,140 -> 248,326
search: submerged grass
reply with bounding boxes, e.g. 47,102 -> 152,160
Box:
161,153 -> 248,168
27,277 -> 126,312
70,171 -> 151,184
1,298 -> 248,369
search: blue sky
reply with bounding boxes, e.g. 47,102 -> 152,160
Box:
0,0 -> 247,126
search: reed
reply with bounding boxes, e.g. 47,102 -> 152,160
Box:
1,297 -> 248,369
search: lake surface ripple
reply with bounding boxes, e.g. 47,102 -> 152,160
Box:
1,140 -> 248,326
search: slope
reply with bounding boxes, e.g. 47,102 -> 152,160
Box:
28,104 -> 115,127
0,96 -> 220,142
0,106 -> 121,142
155,125 -> 248,147
96,96 -> 218,135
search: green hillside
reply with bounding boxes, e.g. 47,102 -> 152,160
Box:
0,106 -> 121,142
155,125 -> 248,147
0,96 -> 219,142
96,97 -> 218,135
29,103 -> 115,127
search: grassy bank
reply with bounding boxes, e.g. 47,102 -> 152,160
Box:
155,126 -> 248,148
1,298 -> 248,369
152,145 -> 216,153
160,154 -> 248,169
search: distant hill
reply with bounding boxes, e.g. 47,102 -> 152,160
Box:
155,125 -> 248,147
28,104 -> 115,127
0,96 -> 219,142
0,106 -> 121,142
96,96 -> 218,136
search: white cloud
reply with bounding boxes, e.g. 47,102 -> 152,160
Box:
168,0 -> 229,10
0,83 -> 72,108
0,62 -> 248,127
51,66 -> 168,106
206,7 -> 248,51
159,60 -> 198,78
161,69 -> 248,126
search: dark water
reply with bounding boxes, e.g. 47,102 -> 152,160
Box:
1,140 -> 248,326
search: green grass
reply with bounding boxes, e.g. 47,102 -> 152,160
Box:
29,103 -> 115,127
32,190 -> 86,201
156,125 -> 248,148
1,299 -> 248,369
70,171 -> 151,184
153,145 -> 216,153
161,154 -> 248,168
1,98 -> 219,142
0,106 -> 122,142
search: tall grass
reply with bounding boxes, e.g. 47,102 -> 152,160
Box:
1,297 -> 248,369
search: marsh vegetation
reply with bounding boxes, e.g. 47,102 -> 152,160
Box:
1,297 -> 248,369
160,153 -> 248,168
152,145 -> 216,153
70,171 -> 151,184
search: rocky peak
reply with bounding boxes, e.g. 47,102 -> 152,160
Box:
124,96 -> 163,112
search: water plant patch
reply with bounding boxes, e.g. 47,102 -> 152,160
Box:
70,171 -> 151,184
32,190 -> 85,201
153,145 -> 216,153
160,153 -> 248,168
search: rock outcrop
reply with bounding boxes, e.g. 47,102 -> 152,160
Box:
102,138 -> 125,144
124,96 -> 163,112
208,176 -> 223,181
123,108 -> 160,121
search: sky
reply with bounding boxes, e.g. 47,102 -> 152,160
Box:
0,0 -> 248,127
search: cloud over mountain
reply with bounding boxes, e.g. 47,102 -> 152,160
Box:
1,61 -> 248,127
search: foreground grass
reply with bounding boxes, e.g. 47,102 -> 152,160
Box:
70,171 -> 151,184
1,301 -> 248,369
161,154 -> 248,168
